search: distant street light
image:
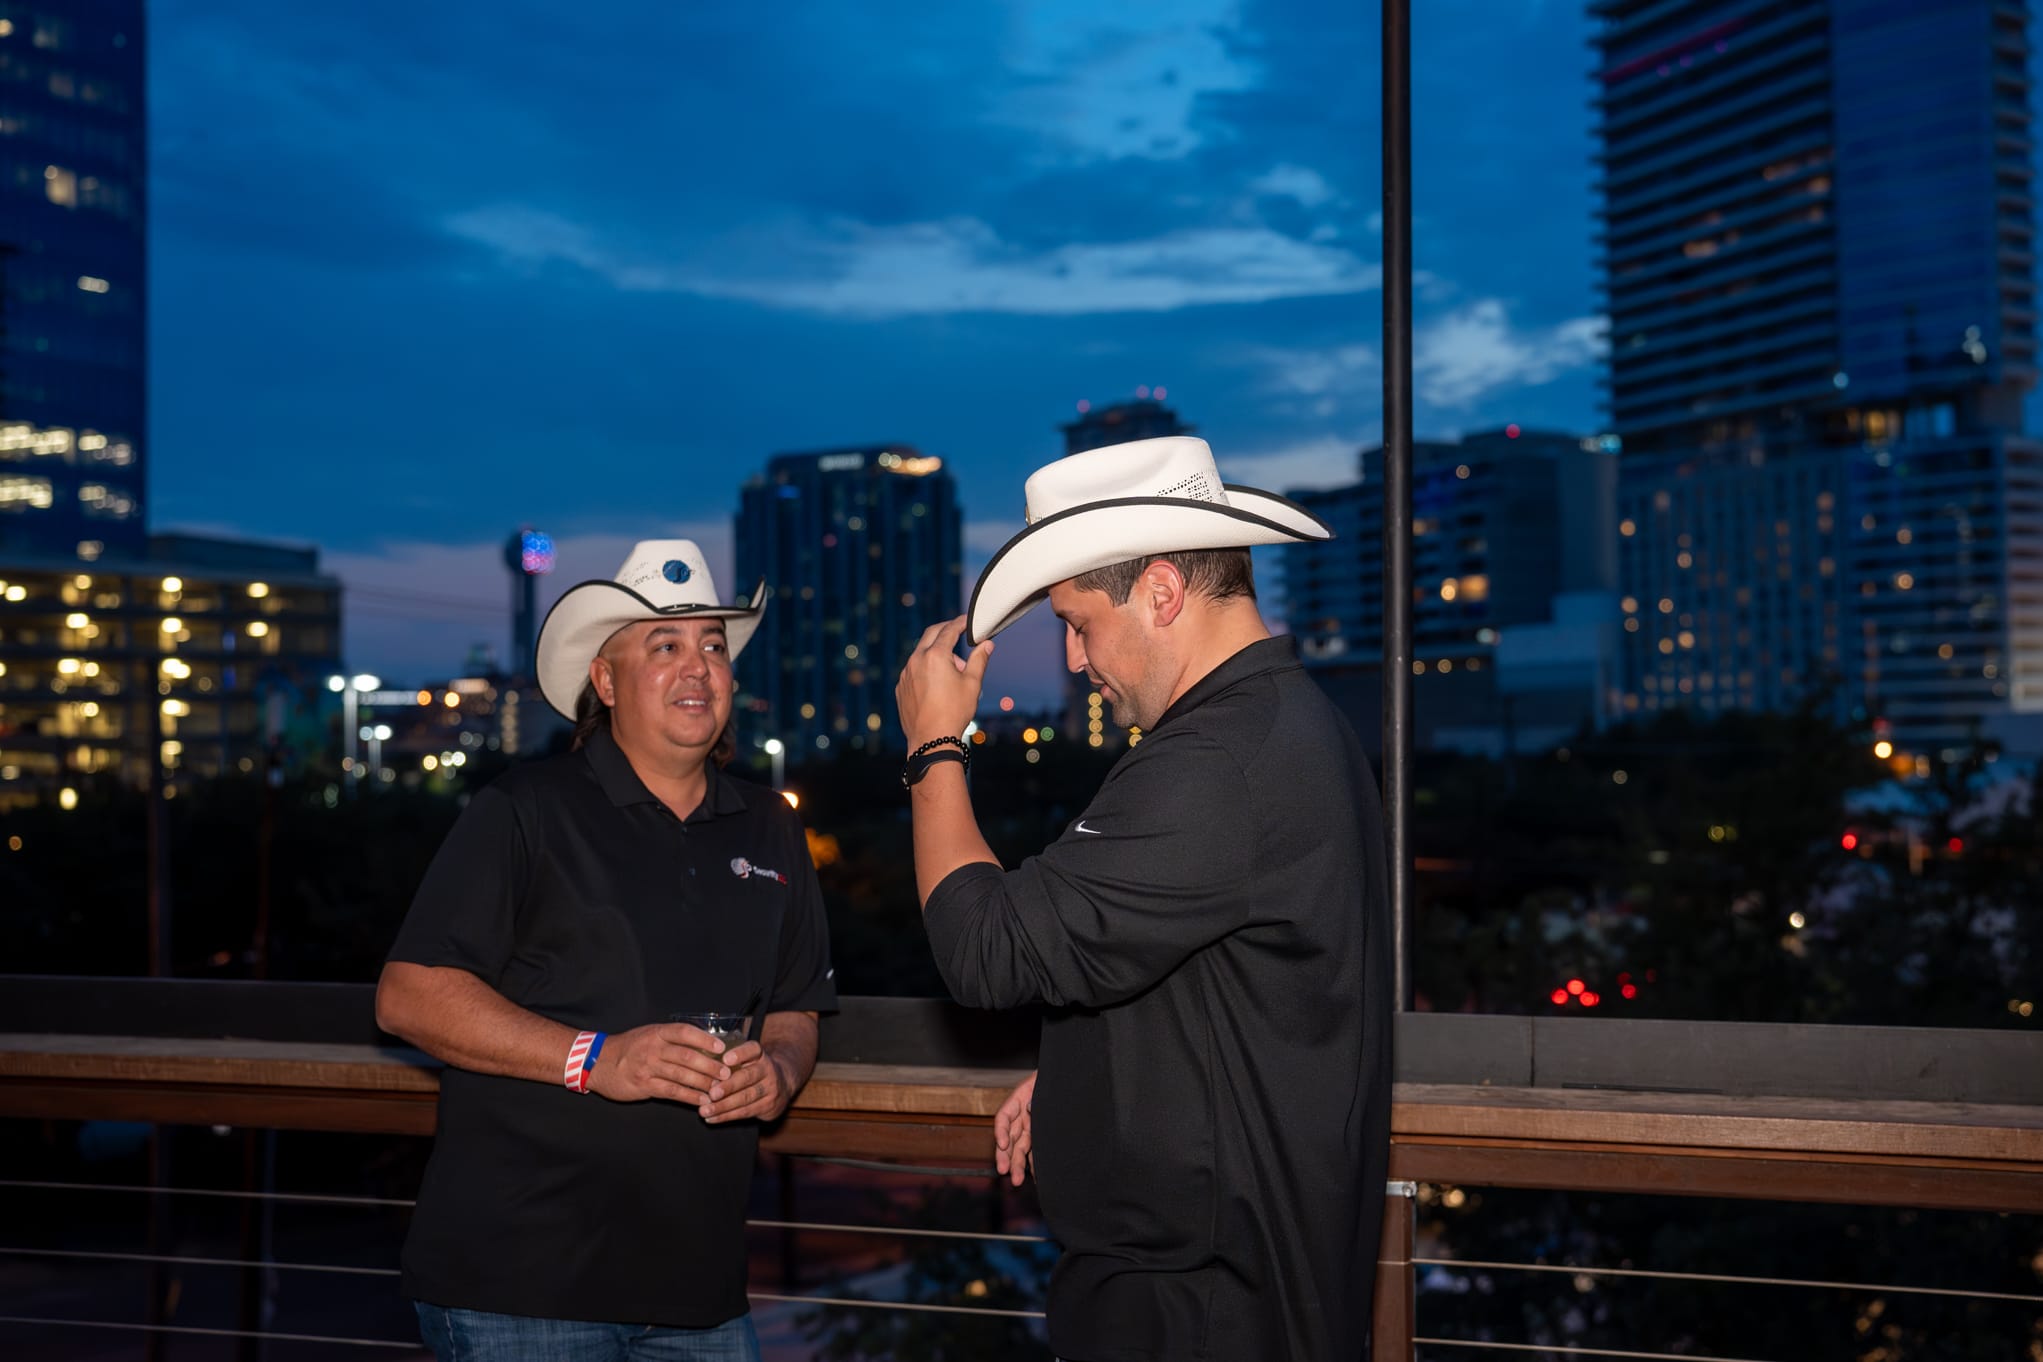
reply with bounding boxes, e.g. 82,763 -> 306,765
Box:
763,737 -> 786,789
331,674 -> 384,794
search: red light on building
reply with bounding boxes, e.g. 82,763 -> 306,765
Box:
1617,971 -> 1631,985
1505,423 -> 1521,438
1947,837 -> 1964,854
1566,978 -> 1585,996
1580,991 -> 1601,1007
1621,983 -> 1638,1000
1841,831 -> 1859,851
1550,988 -> 1569,1006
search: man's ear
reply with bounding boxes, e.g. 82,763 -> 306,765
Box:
1143,559 -> 1189,628
589,654 -> 616,707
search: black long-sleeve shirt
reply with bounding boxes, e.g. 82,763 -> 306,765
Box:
925,637 -> 1392,1362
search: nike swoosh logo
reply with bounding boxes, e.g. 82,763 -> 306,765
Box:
1075,820 -> 1102,834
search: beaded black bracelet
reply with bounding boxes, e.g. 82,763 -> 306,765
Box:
902,737 -> 971,788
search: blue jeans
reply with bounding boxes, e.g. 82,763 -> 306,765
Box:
414,1303 -> 760,1362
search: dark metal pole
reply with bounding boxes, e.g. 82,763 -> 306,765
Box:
1382,0 -> 1416,1011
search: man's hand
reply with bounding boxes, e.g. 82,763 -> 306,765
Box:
699,1039 -> 797,1124
587,1022 -> 732,1106
993,1070 -> 1038,1186
897,616 -> 994,749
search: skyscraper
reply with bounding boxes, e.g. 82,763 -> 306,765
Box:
1283,428 -> 1622,753
1597,0 -> 2043,752
0,2 -> 148,561
735,445 -> 962,755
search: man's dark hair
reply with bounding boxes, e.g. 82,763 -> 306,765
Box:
571,678 -> 735,768
1070,548 -> 1257,606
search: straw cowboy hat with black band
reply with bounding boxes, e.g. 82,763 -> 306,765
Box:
535,539 -> 767,719
966,435 -> 1334,645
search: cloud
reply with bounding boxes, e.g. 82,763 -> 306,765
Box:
1249,163 -> 1337,207
446,208 -> 1381,317
1220,435 -> 1363,493
1414,300 -> 1606,408
1244,300 -> 1605,416
994,0 -> 1257,161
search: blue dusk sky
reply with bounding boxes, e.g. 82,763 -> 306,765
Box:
148,0 -> 1622,701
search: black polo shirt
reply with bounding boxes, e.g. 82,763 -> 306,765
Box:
924,636 -> 1392,1362
386,727 -> 836,1328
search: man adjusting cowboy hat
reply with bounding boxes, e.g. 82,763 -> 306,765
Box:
379,539 -> 836,1362
895,437 -> 1393,1362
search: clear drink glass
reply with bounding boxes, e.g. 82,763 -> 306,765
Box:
668,1011 -> 748,1053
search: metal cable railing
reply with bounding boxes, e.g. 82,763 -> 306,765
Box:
1414,1255 -> 2043,1307
1412,1342 -> 1786,1362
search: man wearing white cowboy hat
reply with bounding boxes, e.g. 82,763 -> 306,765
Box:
895,437 -> 1392,1362
378,539 -> 837,1362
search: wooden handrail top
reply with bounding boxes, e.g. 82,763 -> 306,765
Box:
3,1034 -> 2040,1165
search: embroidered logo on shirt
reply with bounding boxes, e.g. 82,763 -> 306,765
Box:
730,856 -> 787,884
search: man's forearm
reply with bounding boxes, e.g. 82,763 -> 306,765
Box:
910,761 -> 998,909
760,1010 -> 820,1091
376,961 -> 577,1083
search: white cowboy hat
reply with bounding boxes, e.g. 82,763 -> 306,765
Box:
967,436 -> 1332,643
535,539 -> 766,718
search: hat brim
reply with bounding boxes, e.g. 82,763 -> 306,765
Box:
536,578 -> 767,719
966,486 -> 1331,644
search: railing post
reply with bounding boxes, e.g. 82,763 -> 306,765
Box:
1373,1179 -> 1417,1361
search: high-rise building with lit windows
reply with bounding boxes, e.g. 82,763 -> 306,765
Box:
0,534 -> 342,804
735,445 -> 962,756
0,0 -> 148,560
1596,0 -> 2043,753
1282,428 -> 1622,753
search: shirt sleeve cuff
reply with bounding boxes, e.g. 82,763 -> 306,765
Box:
923,860 -> 1010,1004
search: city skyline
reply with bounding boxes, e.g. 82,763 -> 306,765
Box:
138,0 -> 1624,700
23,0 -> 2043,714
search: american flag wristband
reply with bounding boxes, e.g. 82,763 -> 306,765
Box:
564,1030 -> 606,1094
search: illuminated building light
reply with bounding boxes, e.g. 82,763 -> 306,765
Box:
423,755 -> 439,772
1022,728 -> 1039,744
1550,988 -> 1569,1006
161,577 -> 183,593
444,691 -> 461,708
77,276 -> 110,293
1873,740 -> 1893,759
1025,749 -> 1041,764
248,582 -> 270,598
58,788 -> 78,810
246,621 -> 269,638
161,617 -> 182,634
56,658 -> 81,675
65,613 -> 89,628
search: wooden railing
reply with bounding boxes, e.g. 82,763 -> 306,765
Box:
4,1024 -> 2041,1358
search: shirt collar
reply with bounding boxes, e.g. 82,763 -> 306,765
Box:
1151,635 -> 1302,732
583,725 -> 748,821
